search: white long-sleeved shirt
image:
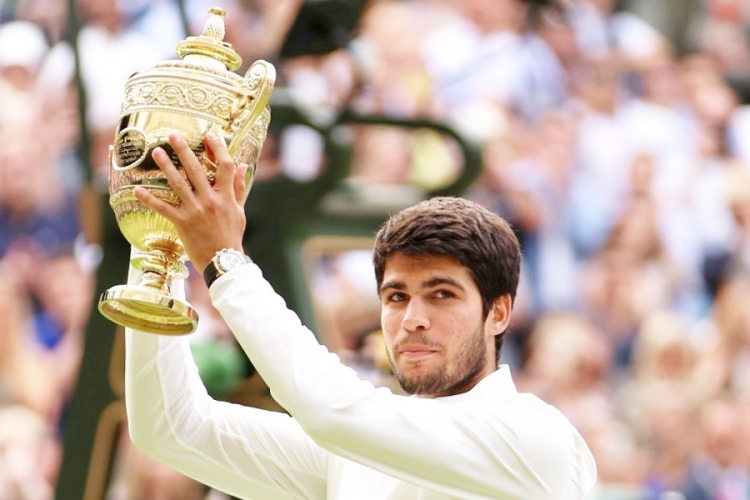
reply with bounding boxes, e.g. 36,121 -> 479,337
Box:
125,262 -> 597,499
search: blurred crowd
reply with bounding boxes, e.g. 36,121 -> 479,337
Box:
1,0 -> 750,499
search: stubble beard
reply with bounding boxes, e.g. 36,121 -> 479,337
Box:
389,324 -> 488,396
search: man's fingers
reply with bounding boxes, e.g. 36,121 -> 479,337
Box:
169,132 -> 211,193
134,185 -> 179,220
205,131 -> 235,193
152,147 -> 195,203
233,163 -> 249,204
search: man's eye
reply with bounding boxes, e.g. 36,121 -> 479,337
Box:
388,292 -> 406,302
434,290 -> 455,299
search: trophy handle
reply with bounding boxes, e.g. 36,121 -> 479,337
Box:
226,60 -> 276,157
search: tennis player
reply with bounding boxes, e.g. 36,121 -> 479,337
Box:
125,131 -> 597,499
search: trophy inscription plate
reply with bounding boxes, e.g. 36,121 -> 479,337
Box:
114,128 -> 148,169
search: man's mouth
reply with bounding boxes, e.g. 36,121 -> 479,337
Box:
399,347 -> 438,359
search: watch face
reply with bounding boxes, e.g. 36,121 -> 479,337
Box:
218,251 -> 245,272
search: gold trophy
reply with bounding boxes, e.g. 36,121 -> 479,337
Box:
98,7 -> 276,335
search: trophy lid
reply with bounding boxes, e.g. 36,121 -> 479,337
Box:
175,7 -> 242,71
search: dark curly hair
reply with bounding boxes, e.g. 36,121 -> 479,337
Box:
373,197 -> 521,363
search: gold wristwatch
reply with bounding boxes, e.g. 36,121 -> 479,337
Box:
203,248 -> 250,288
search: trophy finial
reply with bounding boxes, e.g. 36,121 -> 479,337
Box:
203,7 -> 227,41
175,6 -> 242,71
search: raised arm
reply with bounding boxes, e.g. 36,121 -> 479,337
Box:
124,257 -> 329,500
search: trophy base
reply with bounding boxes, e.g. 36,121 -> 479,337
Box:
99,285 -> 199,335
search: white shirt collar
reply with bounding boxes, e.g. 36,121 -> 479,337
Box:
434,365 -> 516,404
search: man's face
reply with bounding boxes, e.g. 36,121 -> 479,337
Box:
379,253 -> 509,398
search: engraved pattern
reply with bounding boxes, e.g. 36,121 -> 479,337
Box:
232,136 -> 258,166
122,78 -> 237,122
110,187 -> 180,214
252,108 -> 271,145
247,64 -> 265,89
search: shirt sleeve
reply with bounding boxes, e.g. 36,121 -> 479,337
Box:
124,259 -> 330,500
210,263 -> 595,499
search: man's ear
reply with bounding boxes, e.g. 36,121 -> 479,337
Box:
487,294 -> 512,337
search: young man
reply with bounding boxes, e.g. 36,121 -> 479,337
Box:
126,131 -> 597,499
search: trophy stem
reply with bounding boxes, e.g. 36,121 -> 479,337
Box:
98,248 -> 198,336
141,269 -> 170,290
134,248 -> 185,294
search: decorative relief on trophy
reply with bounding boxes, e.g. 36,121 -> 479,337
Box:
98,7 -> 276,335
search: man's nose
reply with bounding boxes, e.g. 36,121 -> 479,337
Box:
402,299 -> 430,332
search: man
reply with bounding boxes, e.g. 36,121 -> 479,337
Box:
126,131 -> 597,499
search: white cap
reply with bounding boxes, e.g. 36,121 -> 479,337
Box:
0,20 -> 49,72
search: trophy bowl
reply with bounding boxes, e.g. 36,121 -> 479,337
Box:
98,7 -> 276,335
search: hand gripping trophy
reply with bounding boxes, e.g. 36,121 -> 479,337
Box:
98,7 -> 275,335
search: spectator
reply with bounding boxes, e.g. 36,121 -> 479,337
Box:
487,110 -> 581,315
0,256 -> 86,424
0,405 -> 59,500
619,310 -> 707,421
565,0 -> 667,64
688,394 -> 750,499
580,196 -> 678,371
696,273 -> 750,396
517,312 -> 613,426
567,52 -> 634,257
423,0 -> 567,123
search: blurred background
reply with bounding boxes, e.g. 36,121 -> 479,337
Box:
1,0 -> 750,498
